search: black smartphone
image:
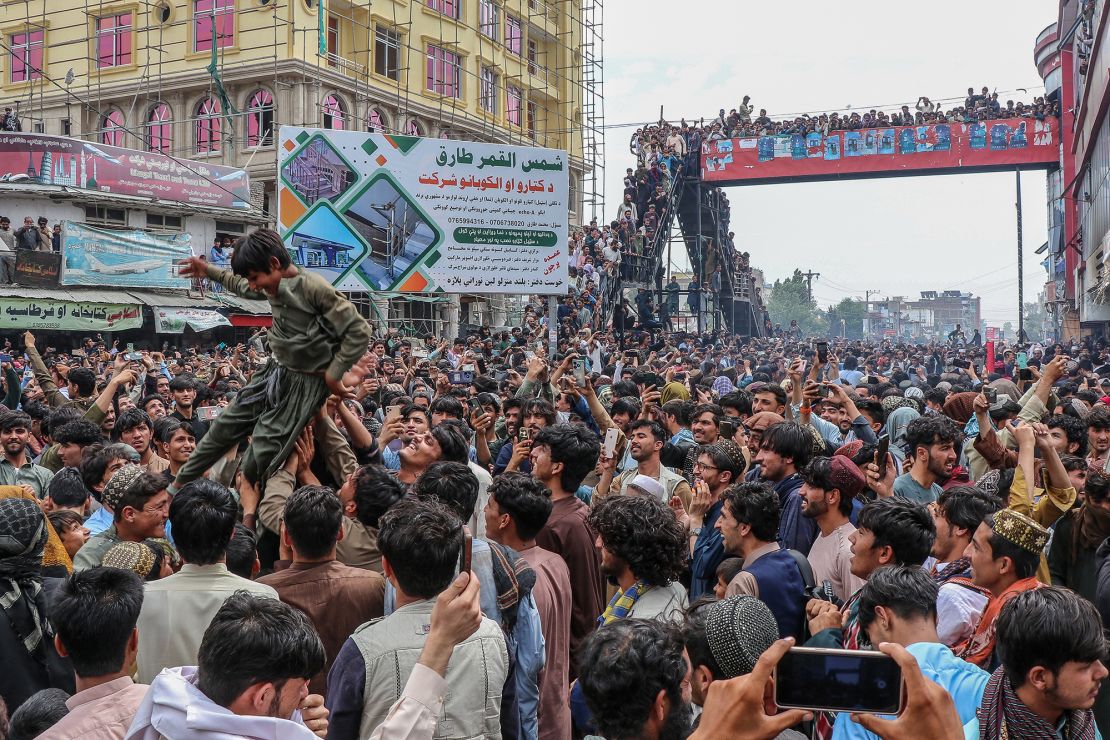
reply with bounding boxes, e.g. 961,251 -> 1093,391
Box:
719,419 -> 735,440
875,434 -> 890,478
773,647 -> 904,715
458,525 -> 472,574
1018,368 -> 1034,382
984,387 -> 997,404
816,341 -> 829,365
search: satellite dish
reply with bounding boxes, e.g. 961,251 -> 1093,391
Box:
64,68 -> 75,86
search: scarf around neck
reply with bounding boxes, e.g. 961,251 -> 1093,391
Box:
1073,504 -> 1110,554
0,497 -> 50,658
598,580 -> 651,626
978,665 -> 1097,740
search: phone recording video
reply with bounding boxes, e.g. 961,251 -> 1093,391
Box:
774,647 -> 903,715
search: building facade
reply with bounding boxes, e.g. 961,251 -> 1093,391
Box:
0,0 -> 603,333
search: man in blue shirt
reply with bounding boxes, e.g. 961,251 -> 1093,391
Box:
677,440 -> 746,601
833,566 -> 989,739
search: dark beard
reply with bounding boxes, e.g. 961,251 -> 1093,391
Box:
659,700 -> 695,740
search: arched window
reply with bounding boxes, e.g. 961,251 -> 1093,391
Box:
366,106 -> 388,133
195,96 -> 221,154
246,89 -> 274,147
100,109 -> 125,147
146,103 -> 172,153
405,118 -> 423,136
322,94 -> 345,130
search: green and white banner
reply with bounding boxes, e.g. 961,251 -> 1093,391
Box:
277,127 -> 569,295
154,307 -> 232,334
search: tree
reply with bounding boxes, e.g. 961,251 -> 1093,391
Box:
767,269 -> 828,336
1022,301 -> 1047,343
826,298 -> 867,339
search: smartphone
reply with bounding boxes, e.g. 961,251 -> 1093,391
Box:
518,427 -> 530,442
197,406 -> 222,421
1018,368 -> 1034,382
126,342 -> 135,353
603,427 -> 619,458
984,387 -> 997,404
816,341 -> 829,365
875,434 -> 890,478
573,358 -> 587,386
458,525 -> 473,574
1016,352 -> 1028,370
0,353 -> 11,363
773,647 -> 904,715
719,419 -> 735,440
386,404 -> 403,419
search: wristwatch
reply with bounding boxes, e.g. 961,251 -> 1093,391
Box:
689,526 -> 703,537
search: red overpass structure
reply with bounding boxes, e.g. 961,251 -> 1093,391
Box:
700,118 -> 1059,186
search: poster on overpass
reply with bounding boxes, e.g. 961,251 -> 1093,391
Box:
702,118 -> 1058,184
276,127 -> 569,295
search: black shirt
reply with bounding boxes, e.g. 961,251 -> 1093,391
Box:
170,409 -> 209,441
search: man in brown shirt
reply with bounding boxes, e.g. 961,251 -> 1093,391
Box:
530,425 -> 605,664
258,484 -> 385,694
485,472 -> 572,740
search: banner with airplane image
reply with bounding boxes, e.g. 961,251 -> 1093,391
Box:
60,221 -> 193,289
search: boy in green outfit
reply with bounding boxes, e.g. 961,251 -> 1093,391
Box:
175,228 -> 371,498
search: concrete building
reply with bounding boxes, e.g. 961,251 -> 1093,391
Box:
0,0 -> 604,334
905,290 -> 981,339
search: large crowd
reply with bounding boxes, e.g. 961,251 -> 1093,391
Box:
1,227 -> 1110,740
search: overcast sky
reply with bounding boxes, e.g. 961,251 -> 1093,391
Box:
602,1 -> 1057,328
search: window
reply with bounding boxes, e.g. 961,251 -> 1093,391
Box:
480,65 -> 498,113
366,107 -> 387,132
526,39 -> 537,76
9,29 -> 44,83
100,110 -> 125,146
95,12 -> 133,68
405,119 -> 423,136
195,96 -> 222,153
194,0 -> 234,53
326,16 -> 339,67
61,118 -> 71,135
246,89 -> 274,146
85,206 -> 127,227
32,122 -> 42,133
374,26 -> 400,80
505,15 -> 521,55
322,94 -> 345,129
426,0 -> 460,19
479,0 -> 498,40
426,45 -> 461,98
527,100 -> 536,140
146,213 -> 183,231
215,220 -> 246,235
146,103 -> 172,153
506,84 -> 522,126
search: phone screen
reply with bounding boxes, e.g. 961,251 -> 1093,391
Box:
774,648 -> 903,715
816,341 -> 829,365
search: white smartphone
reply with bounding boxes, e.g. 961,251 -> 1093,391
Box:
603,428 -> 619,458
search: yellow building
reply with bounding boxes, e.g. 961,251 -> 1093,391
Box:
0,0 -> 602,331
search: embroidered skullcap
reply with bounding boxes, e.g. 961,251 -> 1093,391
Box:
991,509 -> 1049,554
102,541 -> 158,579
709,440 -> 748,475
628,475 -> 665,499
828,456 -> 867,499
881,395 -> 915,414
102,464 -> 144,511
976,469 -> 1001,499
705,595 -> 781,678
804,424 -> 825,456
834,439 -> 865,460
904,386 -> 925,401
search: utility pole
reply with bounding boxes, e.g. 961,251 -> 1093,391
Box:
1016,168 -> 1025,343
801,270 -> 820,301
863,289 -> 878,338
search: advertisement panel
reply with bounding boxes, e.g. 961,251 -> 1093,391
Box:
277,127 -> 569,295
702,118 -> 1058,184
0,298 -> 143,331
154,307 -> 232,334
14,251 -> 61,287
0,132 -> 251,209
61,222 -> 193,290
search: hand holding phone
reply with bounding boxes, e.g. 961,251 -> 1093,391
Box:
603,428 -> 619,458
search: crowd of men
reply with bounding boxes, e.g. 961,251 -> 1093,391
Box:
0,215 -> 62,284
1,228 -> 1110,739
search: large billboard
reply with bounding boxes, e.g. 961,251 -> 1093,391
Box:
277,127 -> 569,295
702,118 -> 1058,184
0,298 -> 143,331
61,221 -> 193,290
0,132 -> 251,209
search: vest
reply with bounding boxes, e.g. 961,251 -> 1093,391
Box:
744,548 -> 806,640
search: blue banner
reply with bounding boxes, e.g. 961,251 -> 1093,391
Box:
61,221 -> 193,289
